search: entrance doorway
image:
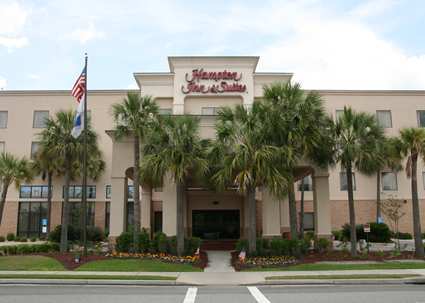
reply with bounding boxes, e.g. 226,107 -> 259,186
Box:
192,210 -> 240,239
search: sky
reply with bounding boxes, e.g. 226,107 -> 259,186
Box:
0,0 -> 425,91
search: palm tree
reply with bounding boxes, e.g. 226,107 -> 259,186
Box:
40,110 -> 104,252
32,147 -> 59,234
334,107 -> 384,256
112,92 -> 158,251
395,128 -> 425,257
262,82 -> 335,240
209,103 -> 291,253
0,153 -> 33,225
371,137 -> 402,223
140,115 -> 208,256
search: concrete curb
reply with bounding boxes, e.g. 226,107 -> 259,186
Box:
259,278 -> 423,286
0,279 -> 191,286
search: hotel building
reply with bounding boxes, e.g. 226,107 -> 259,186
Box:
0,56 -> 425,241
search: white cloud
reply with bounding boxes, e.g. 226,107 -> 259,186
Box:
27,73 -> 40,80
70,23 -> 105,44
0,1 -> 29,49
350,0 -> 398,18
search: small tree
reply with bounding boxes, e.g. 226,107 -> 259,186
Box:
381,196 -> 406,251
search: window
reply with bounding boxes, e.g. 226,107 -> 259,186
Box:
127,185 -> 134,200
63,185 -> 96,199
105,202 -> 110,235
17,201 -> 48,238
158,108 -> 172,115
0,111 -> 7,128
335,110 -> 344,121
126,201 -> 134,231
33,111 -> 49,128
201,107 -> 221,115
340,172 -> 356,191
376,110 -> 392,128
65,202 -> 95,229
0,141 -> 4,153
20,185 -> 50,199
300,212 -> 314,231
106,185 -> 111,199
297,176 -> 312,191
31,142 -> 40,159
381,172 -> 397,191
417,111 -> 425,127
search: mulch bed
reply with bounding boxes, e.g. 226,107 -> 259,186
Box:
196,251 -> 208,269
42,253 -> 107,270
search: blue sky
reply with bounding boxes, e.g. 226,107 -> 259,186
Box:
1,0 -> 424,90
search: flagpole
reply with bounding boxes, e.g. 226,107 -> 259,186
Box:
82,53 -> 88,257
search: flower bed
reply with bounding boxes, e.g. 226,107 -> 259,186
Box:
107,251 -> 208,269
231,251 -> 297,271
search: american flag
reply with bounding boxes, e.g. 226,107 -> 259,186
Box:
71,67 -> 86,102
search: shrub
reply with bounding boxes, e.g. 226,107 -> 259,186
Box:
153,232 -> 168,253
185,237 -> 201,255
332,230 -> 343,241
86,226 -> 105,242
270,239 -> 290,255
316,238 -> 332,253
235,239 -> 249,252
19,237 -> 28,242
115,231 -> 133,253
167,236 -> 177,255
30,237 -> 37,242
395,232 -> 412,239
138,229 -> 150,252
367,223 -> 391,243
6,233 -> 15,241
0,236 -> 5,242
341,224 -> 365,241
48,225 -> 80,243
17,244 -> 33,254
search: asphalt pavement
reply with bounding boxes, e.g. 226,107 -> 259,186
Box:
0,284 -> 424,303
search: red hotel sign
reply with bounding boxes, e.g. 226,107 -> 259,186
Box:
181,68 -> 247,94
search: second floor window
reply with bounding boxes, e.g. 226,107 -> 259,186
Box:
340,172 -> 356,191
106,185 -> 111,199
417,111 -> 425,127
33,111 -> 49,128
63,185 -> 96,199
31,142 -> 40,159
0,111 -> 8,128
381,172 -> 397,191
376,110 -> 392,128
20,185 -> 50,199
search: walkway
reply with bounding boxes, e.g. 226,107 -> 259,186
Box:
203,250 -> 235,273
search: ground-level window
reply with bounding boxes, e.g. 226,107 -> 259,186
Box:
105,202 -> 110,236
297,176 -> 312,191
63,202 -> 95,230
201,107 -> 221,115
154,211 -> 162,233
381,172 -> 397,191
300,212 -> 314,231
17,201 -> 48,238
340,172 -> 356,191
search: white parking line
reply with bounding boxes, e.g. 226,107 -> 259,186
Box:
247,286 -> 271,303
183,287 -> 198,303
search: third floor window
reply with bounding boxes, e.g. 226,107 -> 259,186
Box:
417,111 -> 425,127
0,111 -> 8,128
33,111 -> 49,128
376,110 -> 392,128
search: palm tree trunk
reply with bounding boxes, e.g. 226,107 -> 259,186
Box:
176,181 -> 185,256
376,172 -> 381,223
47,171 -> 53,234
410,154 -> 425,257
247,185 -> 257,253
133,136 -> 141,252
288,179 -> 298,240
60,159 -> 71,253
0,179 -> 10,226
299,178 -> 305,238
346,164 -> 357,257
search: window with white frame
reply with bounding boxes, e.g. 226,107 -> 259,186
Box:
106,185 -> 111,199
33,111 -> 49,128
376,110 -> 392,128
340,172 -> 356,191
0,111 -> 7,128
381,172 -> 397,191
417,111 -> 425,127
31,141 -> 40,159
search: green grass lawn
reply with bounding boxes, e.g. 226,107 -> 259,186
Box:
0,256 -> 65,271
76,259 -> 202,272
0,274 -> 176,280
266,274 -> 420,280
243,262 -> 425,271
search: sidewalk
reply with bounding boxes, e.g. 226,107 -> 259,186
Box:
0,269 -> 423,285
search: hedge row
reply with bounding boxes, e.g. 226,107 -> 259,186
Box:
0,243 -> 60,255
115,230 -> 201,256
48,225 -> 105,243
235,238 -> 322,257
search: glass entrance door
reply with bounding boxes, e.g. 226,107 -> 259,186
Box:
192,210 -> 240,239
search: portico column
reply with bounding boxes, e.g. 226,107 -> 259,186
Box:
280,196 -> 290,234
162,175 -> 177,236
141,185 -> 152,234
110,177 -> 126,239
262,188 -> 281,237
313,168 -> 332,238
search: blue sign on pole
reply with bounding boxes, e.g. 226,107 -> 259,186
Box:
41,219 -> 48,226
